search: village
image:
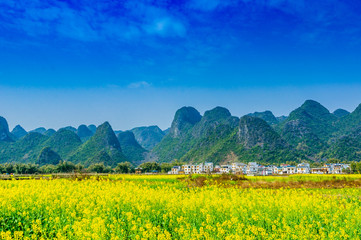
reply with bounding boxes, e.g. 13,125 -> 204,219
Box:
168,162 -> 351,175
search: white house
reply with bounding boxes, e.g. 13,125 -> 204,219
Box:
246,162 -> 258,175
169,166 -> 181,174
282,165 -> 297,174
325,163 -> 350,174
220,165 -> 232,174
181,165 -> 192,174
231,163 -> 247,174
296,163 -> 310,174
204,162 -> 214,173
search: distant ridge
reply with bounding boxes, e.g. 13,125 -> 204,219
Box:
1,99 -> 361,165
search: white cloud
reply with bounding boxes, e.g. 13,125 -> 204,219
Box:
128,81 -> 151,89
144,18 -> 186,37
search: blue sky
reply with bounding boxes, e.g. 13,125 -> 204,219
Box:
1,0 -> 361,130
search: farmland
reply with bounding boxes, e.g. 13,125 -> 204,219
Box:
0,174 -> 361,239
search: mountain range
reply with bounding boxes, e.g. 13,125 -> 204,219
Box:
1,99 -> 360,166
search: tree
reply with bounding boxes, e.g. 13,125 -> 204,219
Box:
171,159 -> 186,166
39,164 -> 57,174
56,161 -> 76,173
87,163 -> 112,173
138,162 -> 161,173
160,163 -> 172,173
327,158 -> 341,163
114,162 -> 134,173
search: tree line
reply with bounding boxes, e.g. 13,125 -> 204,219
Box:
2,159 -> 359,175
0,160 -> 185,174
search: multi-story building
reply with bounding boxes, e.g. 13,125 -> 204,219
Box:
246,162 -> 259,175
220,165 -> 232,174
170,166 -> 181,174
324,163 -> 350,174
231,163 -> 247,174
273,166 -> 283,175
282,165 -> 297,174
181,165 -> 192,174
204,162 -> 214,173
296,163 -> 310,174
179,162 -> 214,174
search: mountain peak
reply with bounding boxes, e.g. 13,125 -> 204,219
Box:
333,109 -> 350,118
77,124 -> 94,141
300,100 -> 330,114
247,110 -> 278,125
203,106 -> 231,120
354,103 -> 361,113
11,125 -> 28,139
238,116 -> 284,149
69,121 -> 127,166
117,131 -> 140,146
0,116 -> 13,142
94,122 -> 121,149
192,106 -> 238,139
131,126 -> 165,150
88,124 -> 97,133
170,106 -> 201,137
30,127 -> 47,135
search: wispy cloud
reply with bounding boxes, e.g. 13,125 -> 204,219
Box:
0,0 -> 187,42
144,18 -> 186,37
128,81 -> 151,89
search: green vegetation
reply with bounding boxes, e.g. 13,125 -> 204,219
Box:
247,110 -> 279,125
335,103 -> 361,136
131,126 -> 165,150
114,161 -> 134,173
43,129 -> 82,159
37,147 -> 61,165
69,122 -> 127,167
1,100 -> 361,166
117,131 -> 147,164
76,124 -> 94,142
11,125 -> 27,140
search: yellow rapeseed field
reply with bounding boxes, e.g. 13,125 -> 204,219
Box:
0,175 -> 361,239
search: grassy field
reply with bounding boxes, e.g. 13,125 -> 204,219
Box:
0,174 -> 361,239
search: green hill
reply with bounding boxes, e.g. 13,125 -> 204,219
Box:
333,109 -> 350,118
276,100 -> 337,156
88,125 -> 97,133
152,107 -> 202,162
0,132 -> 49,163
117,131 -> 147,165
180,116 -> 299,164
327,128 -> 361,162
1,100 -> 361,166
247,110 -> 279,125
42,129 -> 82,160
178,106 -> 239,164
44,129 -> 56,137
131,126 -> 165,150
77,125 -> 94,142
37,147 -> 62,166
11,125 -> 27,140
0,116 -> 13,142
69,122 -> 127,166
30,127 -> 47,135
335,104 -> 361,136
192,107 -> 238,138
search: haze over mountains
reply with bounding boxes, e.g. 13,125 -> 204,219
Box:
1,100 -> 360,166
